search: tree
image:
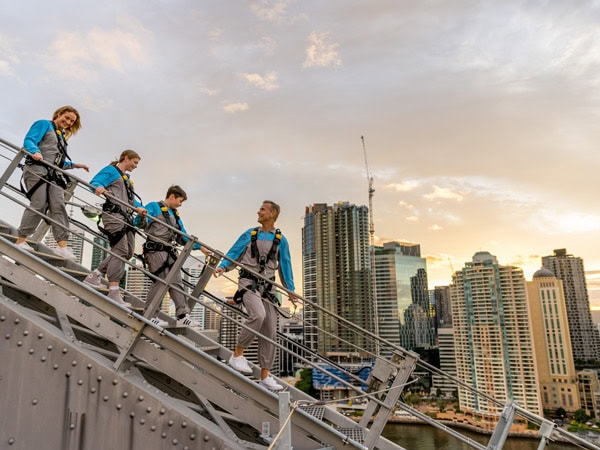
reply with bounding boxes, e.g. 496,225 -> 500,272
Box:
556,407 -> 566,419
574,409 -> 589,424
295,368 -> 318,398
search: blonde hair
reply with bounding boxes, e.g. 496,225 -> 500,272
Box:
52,105 -> 81,138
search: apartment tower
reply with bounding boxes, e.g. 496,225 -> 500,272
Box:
302,202 -> 375,359
451,251 -> 541,417
542,249 -> 600,364
527,268 -> 580,414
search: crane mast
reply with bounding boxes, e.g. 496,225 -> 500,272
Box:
361,136 -> 380,354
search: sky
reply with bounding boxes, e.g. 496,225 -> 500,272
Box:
1,1 -> 600,305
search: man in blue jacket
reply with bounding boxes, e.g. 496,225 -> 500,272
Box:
214,200 -> 295,391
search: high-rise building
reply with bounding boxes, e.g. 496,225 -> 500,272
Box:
542,249 -> 600,364
577,369 -> 600,418
125,257 -> 153,303
45,228 -> 84,264
527,268 -> 580,414
90,236 -> 109,270
431,327 -> 457,397
434,285 -> 452,329
451,251 -> 541,417
374,241 -> 433,358
302,202 -> 375,359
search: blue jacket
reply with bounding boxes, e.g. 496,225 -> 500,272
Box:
218,228 -> 295,291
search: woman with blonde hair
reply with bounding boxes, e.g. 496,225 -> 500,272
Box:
15,105 -> 89,258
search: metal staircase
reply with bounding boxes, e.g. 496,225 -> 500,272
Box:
1,135 -> 599,450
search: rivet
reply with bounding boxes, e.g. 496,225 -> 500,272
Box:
150,425 -> 156,431
146,406 -> 152,413
116,404 -> 122,410
17,341 -> 23,347
78,380 -> 83,385
7,437 -> 15,444
23,330 -> 29,336
62,348 -> 68,354
138,395 -> 144,402
32,399 -> 38,405
122,392 -> 128,398
41,356 -> 47,362
14,318 -> 20,324
37,333 -> 44,339
168,420 -> 173,426
159,408 -> 166,415
181,421 -> 187,428
161,432 -> 167,438
47,345 -> 53,351
70,424 -> 75,430
28,349 -> 34,354
5,333 -> 10,339
103,396 -> 109,401
65,372 -> 71,378
184,447 -> 189,450
112,379 -> 118,385
171,439 -> 178,445
97,376 -> 102,382
129,412 -> 135,418
87,364 -> 92,370
90,387 -> 97,393
71,361 -> 77,367
139,418 -> 145,425
0,315 -> 5,321
53,364 -> 59,370
95,323 -> 100,328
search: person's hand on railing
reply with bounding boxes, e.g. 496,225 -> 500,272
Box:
73,163 -> 89,172
31,152 -> 43,161
213,267 -> 224,278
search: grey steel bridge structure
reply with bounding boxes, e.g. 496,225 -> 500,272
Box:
0,136 -> 597,450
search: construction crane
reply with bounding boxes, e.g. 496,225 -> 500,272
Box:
361,136 -> 380,354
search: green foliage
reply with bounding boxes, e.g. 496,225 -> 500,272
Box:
555,407 -> 567,418
294,368 -> 318,398
574,409 -> 590,424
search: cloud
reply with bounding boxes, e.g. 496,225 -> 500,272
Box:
406,216 -> 418,222
429,224 -> 443,231
387,181 -> 419,192
198,85 -> 220,96
243,71 -> 279,91
303,31 -> 342,68
424,186 -> 464,202
0,34 -> 20,78
250,0 -> 290,24
223,102 -> 249,113
46,26 -> 149,81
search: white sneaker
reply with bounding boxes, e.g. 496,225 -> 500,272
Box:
107,289 -> 131,307
177,314 -> 200,327
150,317 -> 169,327
228,355 -> 253,375
16,241 -> 34,251
260,376 -> 283,391
84,271 -> 103,288
53,246 -> 76,259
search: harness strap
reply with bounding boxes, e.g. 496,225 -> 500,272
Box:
142,240 -> 178,277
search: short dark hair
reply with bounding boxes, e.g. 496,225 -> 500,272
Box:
166,185 -> 187,200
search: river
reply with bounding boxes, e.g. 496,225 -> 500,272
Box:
382,423 -> 581,449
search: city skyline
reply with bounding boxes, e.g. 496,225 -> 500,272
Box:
2,2 -> 599,307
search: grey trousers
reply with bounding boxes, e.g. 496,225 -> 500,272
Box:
145,251 -> 189,317
97,229 -> 135,283
238,287 -> 278,370
18,172 -> 69,242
